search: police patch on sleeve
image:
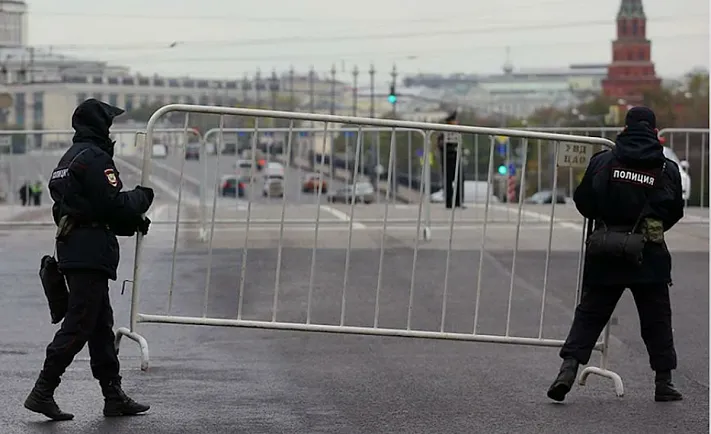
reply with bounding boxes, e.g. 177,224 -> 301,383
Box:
104,169 -> 118,187
611,168 -> 656,186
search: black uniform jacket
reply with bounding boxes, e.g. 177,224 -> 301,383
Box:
49,99 -> 152,280
574,124 -> 684,286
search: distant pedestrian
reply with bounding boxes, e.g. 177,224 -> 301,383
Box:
436,111 -> 464,209
18,182 -> 28,206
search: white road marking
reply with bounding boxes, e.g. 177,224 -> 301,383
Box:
319,205 -> 366,229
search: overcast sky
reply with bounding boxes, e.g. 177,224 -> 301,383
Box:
25,0 -> 709,84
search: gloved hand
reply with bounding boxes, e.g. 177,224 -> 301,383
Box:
136,185 -> 154,205
136,216 -> 151,235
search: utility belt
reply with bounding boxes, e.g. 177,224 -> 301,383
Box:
56,215 -> 108,241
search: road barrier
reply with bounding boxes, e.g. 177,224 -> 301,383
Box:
115,104 -> 624,398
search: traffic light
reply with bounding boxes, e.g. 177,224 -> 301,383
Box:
497,164 -> 507,175
388,84 -> 397,104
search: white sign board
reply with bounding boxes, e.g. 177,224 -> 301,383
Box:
557,142 -> 592,168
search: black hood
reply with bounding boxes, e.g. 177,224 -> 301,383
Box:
72,98 -> 125,154
613,124 -> 665,167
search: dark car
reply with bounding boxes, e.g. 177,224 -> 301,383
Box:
185,143 -> 201,160
525,190 -> 568,204
218,175 -> 247,198
327,182 -> 375,204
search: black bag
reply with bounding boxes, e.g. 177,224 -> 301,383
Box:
585,162 -> 666,266
39,255 -> 69,324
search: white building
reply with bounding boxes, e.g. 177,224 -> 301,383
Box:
0,1 -> 351,136
403,63 -> 608,118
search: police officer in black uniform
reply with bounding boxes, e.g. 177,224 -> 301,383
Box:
547,107 -> 684,403
437,111 -> 464,208
24,99 -> 154,420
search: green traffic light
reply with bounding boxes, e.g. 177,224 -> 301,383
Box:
497,165 -> 507,175
388,95 -> 397,104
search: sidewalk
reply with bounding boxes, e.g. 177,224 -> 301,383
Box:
0,204 -> 53,223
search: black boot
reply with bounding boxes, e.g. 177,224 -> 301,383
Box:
24,374 -> 74,421
547,358 -> 580,402
654,371 -> 683,402
100,377 -> 150,417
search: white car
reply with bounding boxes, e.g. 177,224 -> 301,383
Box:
663,147 -> 691,201
431,181 -> 500,204
152,144 -> 168,158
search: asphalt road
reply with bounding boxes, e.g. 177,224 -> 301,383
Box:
0,176 -> 708,434
141,152 -> 348,206
0,145 -> 708,433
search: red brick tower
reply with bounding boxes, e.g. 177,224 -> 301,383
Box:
601,0 -> 661,102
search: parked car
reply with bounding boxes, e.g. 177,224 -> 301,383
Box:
262,176 -> 285,198
185,143 -> 201,160
218,175 -> 246,198
152,144 -> 168,159
327,182 -> 375,204
525,190 -> 568,204
430,181 -> 499,204
302,173 -> 328,193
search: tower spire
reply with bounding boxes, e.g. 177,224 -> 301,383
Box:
617,0 -> 645,19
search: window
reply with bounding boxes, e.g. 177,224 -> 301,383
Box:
92,76 -> 103,84
64,76 -> 88,84
620,21 -> 626,36
77,93 -> 87,105
184,80 -> 195,87
199,95 -> 209,105
639,49 -> 644,60
197,80 -> 208,88
241,80 -> 251,90
14,92 -> 25,127
226,81 -> 237,89
139,95 -> 149,107
214,96 -> 223,106
123,77 -> 135,85
170,95 -> 180,103
169,79 -> 180,88
93,93 -> 102,101
154,95 -> 164,105
32,92 -> 44,126
138,77 -> 150,86
108,77 -> 119,85
632,20 -> 638,35
109,94 -> 118,106
125,94 -> 134,112
185,96 -> 195,104
154,78 -> 165,86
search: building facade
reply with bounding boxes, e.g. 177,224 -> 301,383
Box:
403,64 -> 608,118
601,0 -> 661,101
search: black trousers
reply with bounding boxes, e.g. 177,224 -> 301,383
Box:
560,283 -> 677,372
41,270 -> 120,382
440,149 -> 463,208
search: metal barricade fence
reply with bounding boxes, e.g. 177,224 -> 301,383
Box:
0,127 -> 203,227
115,104 -> 624,397
657,128 -> 709,208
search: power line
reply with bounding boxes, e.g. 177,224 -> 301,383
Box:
37,15 -> 700,51
101,33 -> 709,65
28,0 -> 580,24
